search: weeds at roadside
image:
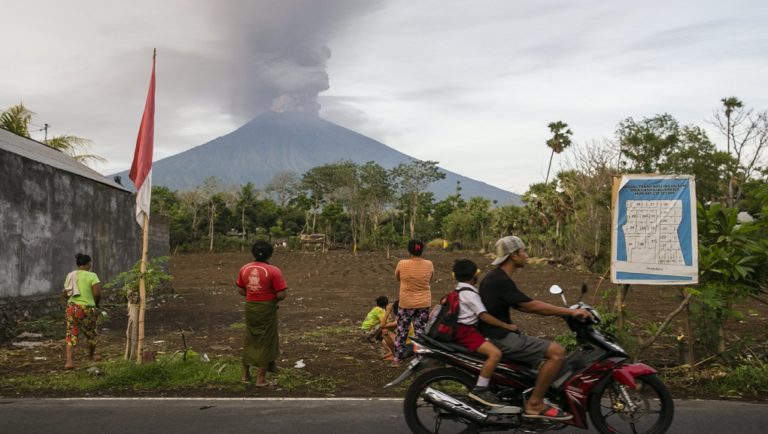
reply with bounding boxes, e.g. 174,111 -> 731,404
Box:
0,353 -> 342,395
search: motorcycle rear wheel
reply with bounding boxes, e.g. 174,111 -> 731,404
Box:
403,367 -> 481,434
588,374 -> 674,434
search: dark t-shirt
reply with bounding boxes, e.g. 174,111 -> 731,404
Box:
478,268 -> 532,339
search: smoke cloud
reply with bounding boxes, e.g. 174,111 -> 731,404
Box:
208,0 -> 382,116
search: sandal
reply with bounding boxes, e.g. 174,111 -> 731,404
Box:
523,404 -> 573,421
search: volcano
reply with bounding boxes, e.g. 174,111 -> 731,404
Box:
114,111 -> 521,204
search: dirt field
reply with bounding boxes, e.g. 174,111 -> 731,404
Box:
2,249 -> 767,398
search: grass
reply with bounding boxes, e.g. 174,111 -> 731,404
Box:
661,361 -> 768,400
229,321 -> 246,330
302,325 -> 356,340
13,315 -> 63,340
0,354 -> 337,394
712,364 -> 768,397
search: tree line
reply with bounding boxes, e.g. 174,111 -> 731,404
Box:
4,98 -> 767,362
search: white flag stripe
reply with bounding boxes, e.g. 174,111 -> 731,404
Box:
135,169 -> 152,228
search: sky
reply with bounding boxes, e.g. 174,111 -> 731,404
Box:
2,0 -> 767,194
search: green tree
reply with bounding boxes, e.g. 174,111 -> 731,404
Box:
301,164 -> 344,233
617,113 -> 732,201
693,202 -> 768,354
712,98 -> 768,207
198,177 -> 222,251
391,160 -> 445,239
236,183 -> 258,249
0,103 -> 33,137
358,161 -> 394,240
721,96 -> 743,155
265,171 -> 300,207
45,135 -> 105,166
1,103 -> 105,166
545,121 -> 573,183
150,186 -> 180,217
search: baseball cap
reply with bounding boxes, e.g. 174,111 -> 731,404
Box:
491,236 -> 526,265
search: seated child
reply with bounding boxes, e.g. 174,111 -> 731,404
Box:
452,259 -> 519,408
361,295 -> 388,343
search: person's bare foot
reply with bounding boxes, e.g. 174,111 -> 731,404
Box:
89,355 -> 102,362
64,364 -> 77,370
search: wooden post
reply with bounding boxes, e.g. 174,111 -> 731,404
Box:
136,213 -> 150,364
617,284 -> 630,331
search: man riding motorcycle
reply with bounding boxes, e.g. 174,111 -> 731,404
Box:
479,235 -> 593,421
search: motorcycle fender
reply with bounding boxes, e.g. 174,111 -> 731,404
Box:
382,358 -> 434,389
611,363 -> 657,389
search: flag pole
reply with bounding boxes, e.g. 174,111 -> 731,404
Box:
136,212 -> 149,363
132,48 -> 156,364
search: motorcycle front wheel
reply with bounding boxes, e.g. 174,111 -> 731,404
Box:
403,367 -> 481,434
588,374 -> 674,434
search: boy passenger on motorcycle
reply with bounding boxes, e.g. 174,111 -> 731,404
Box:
450,259 -> 520,408
478,236 -> 593,421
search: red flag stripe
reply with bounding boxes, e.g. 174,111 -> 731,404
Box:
129,54 -> 156,190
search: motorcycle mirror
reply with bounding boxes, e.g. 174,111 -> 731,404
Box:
578,283 -> 588,302
550,285 -> 568,306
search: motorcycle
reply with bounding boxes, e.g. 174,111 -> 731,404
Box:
385,284 -> 674,434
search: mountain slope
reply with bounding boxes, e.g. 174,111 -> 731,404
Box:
115,111 -> 521,205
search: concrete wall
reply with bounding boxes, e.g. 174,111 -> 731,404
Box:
0,147 -> 169,299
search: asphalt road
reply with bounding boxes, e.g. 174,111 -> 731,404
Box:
0,398 -> 765,434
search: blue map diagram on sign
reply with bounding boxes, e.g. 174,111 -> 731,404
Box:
612,176 -> 698,284
622,200 -> 684,265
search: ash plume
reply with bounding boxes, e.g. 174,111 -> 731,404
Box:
210,0 -> 381,116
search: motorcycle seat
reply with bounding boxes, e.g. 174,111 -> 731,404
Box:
415,334 -> 537,371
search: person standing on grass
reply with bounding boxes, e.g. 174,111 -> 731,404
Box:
392,239 -> 433,367
62,253 -> 102,369
236,241 -> 288,387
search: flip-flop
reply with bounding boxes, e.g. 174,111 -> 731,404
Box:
523,404 -> 573,421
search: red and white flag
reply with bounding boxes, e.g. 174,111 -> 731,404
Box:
129,50 -> 156,229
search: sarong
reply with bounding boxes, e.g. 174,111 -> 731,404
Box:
65,303 -> 97,347
242,301 -> 279,370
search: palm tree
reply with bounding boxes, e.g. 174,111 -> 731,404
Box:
545,121 -> 573,183
721,97 -> 743,206
2,103 -> 106,167
721,96 -> 743,155
46,135 -> 106,166
0,103 -> 34,137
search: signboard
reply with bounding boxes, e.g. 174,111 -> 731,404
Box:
611,175 -> 698,284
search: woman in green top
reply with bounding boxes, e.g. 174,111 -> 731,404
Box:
62,253 -> 102,369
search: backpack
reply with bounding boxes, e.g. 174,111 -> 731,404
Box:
427,288 -> 471,342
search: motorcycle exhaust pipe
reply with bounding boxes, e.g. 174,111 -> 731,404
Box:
422,387 -> 488,423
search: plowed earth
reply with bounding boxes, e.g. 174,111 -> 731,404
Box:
2,249 -> 766,399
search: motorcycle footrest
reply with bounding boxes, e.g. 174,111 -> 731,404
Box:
487,405 -> 522,414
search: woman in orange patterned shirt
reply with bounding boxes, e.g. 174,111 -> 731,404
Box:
392,239 -> 434,366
